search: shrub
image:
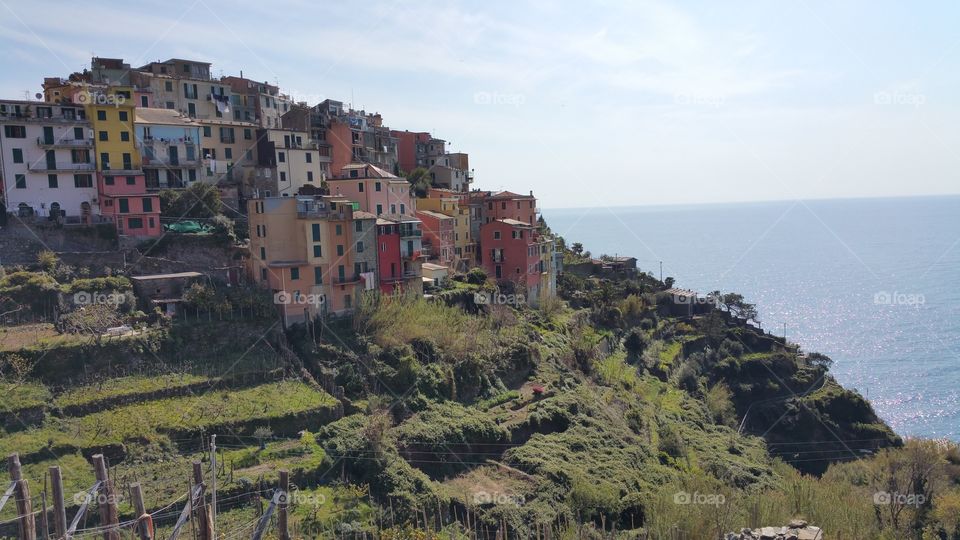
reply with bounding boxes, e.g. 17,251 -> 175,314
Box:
466,267 -> 487,285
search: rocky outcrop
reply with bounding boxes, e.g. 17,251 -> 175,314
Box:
728,520 -> 823,540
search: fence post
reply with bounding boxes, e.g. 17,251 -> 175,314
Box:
8,454 -> 36,540
91,455 -> 119,540
49,466 -> 67,540
278,470 -> 289,540
191,462 -> 211,540
130,483 -> 152,540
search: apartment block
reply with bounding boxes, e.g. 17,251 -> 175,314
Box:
375,215 -> 425,295
315,100 -> 398,176
134,108 -> 202,190
252,128 -> 325,197
247,195 -> 375,324
479,218 -> 557,307
0,100 -> 98,221
327,163 -> 415,217
415,209 -> 455,267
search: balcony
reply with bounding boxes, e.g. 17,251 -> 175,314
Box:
142,156 -> 200,168
399,228 -> 422,238
101,167 -> 143,176
27,162 -> 95,173
36,137 -> 93,148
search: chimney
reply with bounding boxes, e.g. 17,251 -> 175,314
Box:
529,190 -> 533,197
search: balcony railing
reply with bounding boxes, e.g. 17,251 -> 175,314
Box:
36,137 -> 93,148
101,167 -> 143,176
27,162 -> 95,172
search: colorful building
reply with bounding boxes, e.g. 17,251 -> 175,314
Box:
88,86 -> 161,237
134,108 -> 202,190
0,100 -> 99,221
419,189 -> 474,269
247,195 -> 374,325
375,215 -> 425,294
327,163 -> 415,217
479,218 -> 557,307
415,209 -> 455,267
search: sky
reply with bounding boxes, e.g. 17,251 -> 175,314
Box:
1,0 -> 958,208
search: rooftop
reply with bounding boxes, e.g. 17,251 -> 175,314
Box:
130,271 -> 204,281
135,108 -> 201,126
416,210 -> 454,220
498,218 -> 534,227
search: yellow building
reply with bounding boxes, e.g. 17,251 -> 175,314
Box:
416,195 -> 473,270
87,86 -> 139,173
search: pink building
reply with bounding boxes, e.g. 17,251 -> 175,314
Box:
327,163 -> 414,217
97,172 -> 162,237
416,209 -> 455,266
474,190 -> 538,227
479,218 -> 557,306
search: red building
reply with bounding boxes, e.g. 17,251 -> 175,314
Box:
392,130 -> 431,174
375,216 -> 424,294
476,190 -> 538,226
97,171 -> 161,237
415,209 -> 455,267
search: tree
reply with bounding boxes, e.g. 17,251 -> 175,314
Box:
718,292 -> 758,323
571,242 -> 584,256
160,182 -> 222,218
404,167 -> 432,198
58,303 -> 124,345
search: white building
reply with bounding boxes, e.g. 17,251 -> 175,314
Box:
0,100 -> 100,220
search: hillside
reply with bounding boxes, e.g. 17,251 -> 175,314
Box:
1,253 -> 959,539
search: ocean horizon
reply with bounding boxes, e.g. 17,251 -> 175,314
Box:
544,195 -> 960,441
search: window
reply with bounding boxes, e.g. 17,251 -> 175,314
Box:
12,148 -> 23,163
357,241 -> 364,253
188,169 -> 197,182
307,171 -> 314,182
119,111 -> 128,122
149,217 -> 155,228
224,148 -> 232,159
244,129 -> 252,140
203,126 -> 211,137
278,152 -> 285,163
48,174 -> 58,188
260,247 -> 266,259
165,81 -> 173,91
358,182 -> 364,193
313,245 -> 322,258
118,199 -> 129,213
165,101 -> 175,109
120,131 -> 130,142
261,268 -> 267,281
314,267 -> 323,284
4,126 -> 26,138
71,149 -> 89,163
105,176 -> 115,185
128,218 -> 143,229
97,110 -> 107,121
74,174 -> 93,188
305,153 -> 312,163
290,268 -> 300,280
355,221 -> 363,232
142,197 -> 153,212
335,224 -> 342,236
375,182 -> 381,192
122,153 -> 132,169
311,223 -> 321,241
349,169 -> 358,178
494,231 -> 501,240
15,174 -> 25,189
279,171 -> 285,182
376,204 -> 383,214
336,245 -> 344,256
141,96 -> 148,107
98,131 -> 108,141
390,204 -> 396,214
400,204 -> 405,214
74,127 -> 84,140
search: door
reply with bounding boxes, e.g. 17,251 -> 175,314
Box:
42,126 -> 54,144
45,150 -> 56,170
407,240 -> 414,257
168,145 -> 179,166
187,102 -> 196,118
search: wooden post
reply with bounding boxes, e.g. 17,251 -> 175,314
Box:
277,470 -> 289,540
130,483 -> 152,540
191,462 -> 210,540
8,454 -> 36,540
91,455 -> 119,540
49,467 -> 67,540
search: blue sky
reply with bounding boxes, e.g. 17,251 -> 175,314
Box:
1,0 -> 958,208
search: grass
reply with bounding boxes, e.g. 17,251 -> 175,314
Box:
658,341 -> 683,369
0,381 -> 336,458
595,351 -> 639,389
54,373 -> 211,410
1,380 -> 51,411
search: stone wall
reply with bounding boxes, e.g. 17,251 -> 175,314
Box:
728,520 -> 823,539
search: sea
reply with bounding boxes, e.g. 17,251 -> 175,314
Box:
544,196 -> 960,441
